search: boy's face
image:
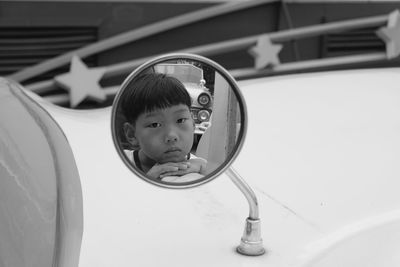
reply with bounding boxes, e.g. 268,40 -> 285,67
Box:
133,104 -> 194,164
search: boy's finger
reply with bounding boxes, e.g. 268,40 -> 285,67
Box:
160,169 -> 188,178
166,162 -> 190,169
159,166 -> 179,173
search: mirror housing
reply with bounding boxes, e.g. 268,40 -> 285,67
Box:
111,53 -> 247,189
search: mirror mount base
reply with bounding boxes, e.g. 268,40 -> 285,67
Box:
237,217 -> 265,256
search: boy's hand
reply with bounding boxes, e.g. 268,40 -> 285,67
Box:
160,158 -> 207,178
147,162 -> 190,179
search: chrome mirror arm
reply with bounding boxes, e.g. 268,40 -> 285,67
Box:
226,167 -> 265,256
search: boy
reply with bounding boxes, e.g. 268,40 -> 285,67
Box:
120,72 -> 207,181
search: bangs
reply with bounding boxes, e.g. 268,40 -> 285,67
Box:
143,79 -> 192,113
121,73 -> 192,123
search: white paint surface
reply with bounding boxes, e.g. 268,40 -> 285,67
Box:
33,67 -> 400,266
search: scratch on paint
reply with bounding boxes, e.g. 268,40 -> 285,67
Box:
0,115 -> 56,223
256,187 -> 322,232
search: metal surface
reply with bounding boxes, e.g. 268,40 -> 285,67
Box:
25,68 -> 400,266
226,167 -> 259,219
237,218 -> 265,256
0,79 -> 83,267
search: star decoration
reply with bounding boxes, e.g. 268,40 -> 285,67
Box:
376,10 -> 400,60
248,35 -> 283,69
54,55 -> 107,108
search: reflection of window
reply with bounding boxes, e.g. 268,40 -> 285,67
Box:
154,64 -> 203,84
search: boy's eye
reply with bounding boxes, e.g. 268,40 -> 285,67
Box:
147,122 -> 161,128
177,118 -> 188,123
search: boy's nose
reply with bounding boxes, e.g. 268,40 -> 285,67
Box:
165,129 -> 178,143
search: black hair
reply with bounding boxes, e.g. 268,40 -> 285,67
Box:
120,72 -> 192,124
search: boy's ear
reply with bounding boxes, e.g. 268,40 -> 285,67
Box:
123,122 -> 140,150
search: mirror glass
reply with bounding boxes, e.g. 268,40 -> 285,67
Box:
111,54 -> 247,188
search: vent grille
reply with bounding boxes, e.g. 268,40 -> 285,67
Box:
0,27 -> 98,81
321,27 -> 385,58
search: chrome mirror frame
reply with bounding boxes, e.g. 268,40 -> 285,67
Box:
111,53 -> 248,189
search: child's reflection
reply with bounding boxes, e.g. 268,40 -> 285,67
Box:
120,73 -> 207,182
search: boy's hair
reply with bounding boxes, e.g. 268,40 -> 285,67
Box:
120,72 -> 192,124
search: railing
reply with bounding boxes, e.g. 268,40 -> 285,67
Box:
16,7 -> 400,107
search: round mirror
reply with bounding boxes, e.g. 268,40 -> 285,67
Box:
111,53 -> 247,188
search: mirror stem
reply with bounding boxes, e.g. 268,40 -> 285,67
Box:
226,167 -> 265,256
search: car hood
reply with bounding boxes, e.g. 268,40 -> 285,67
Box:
30,68 -> 400,267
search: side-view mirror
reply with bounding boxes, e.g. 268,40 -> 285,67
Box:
111,53 -> 247,188
111,53 -> 264,256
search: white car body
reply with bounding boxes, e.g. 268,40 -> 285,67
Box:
1,67 -> 400,266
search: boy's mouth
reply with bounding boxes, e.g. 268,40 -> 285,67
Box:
159,147 -> 186,163
164,147 -> 181,154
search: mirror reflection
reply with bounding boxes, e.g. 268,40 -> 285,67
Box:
112,55 -> 245,187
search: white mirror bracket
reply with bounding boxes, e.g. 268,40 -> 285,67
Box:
226,167 -> 265,256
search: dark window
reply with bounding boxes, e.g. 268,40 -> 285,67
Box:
0,27 -> 98,82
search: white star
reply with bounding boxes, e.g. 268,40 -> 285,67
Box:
248,35 -> 283,69
376,10 -> 400,59
54,55 -> 107,108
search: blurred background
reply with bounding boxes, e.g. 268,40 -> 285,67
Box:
2,0 -> 400,108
